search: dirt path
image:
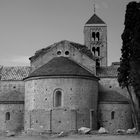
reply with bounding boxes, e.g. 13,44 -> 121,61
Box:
0,135 -> 140,140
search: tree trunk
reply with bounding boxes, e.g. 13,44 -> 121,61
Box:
126,85 -> 139,132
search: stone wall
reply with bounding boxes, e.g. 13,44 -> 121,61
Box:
24,108 -> 95,133
99,78 -> 139,110
24,77 -> 98,132
0,104 -> 24,131
0,81 -> 25,94
30,41 -> 96,74
25,109 -> 76,133
98,103 -> 132,132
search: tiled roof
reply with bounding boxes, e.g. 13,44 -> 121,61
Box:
1,66 -> 31,80
97,66 -> 118,78
27,57 -> 97,79
99,90 -> 129,103
0,90 -> 24,102
29,40 -> 96,62
86,14 -> 106,24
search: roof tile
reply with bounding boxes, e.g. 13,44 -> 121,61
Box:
97,66 -> 118,78
99,90 -> 129,103
1,66 -> 31,80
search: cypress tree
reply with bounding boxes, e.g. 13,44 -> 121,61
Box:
118,1 -> 140,131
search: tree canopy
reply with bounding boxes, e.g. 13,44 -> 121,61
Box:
118,1 -> 140,131
118,1 -> 140,95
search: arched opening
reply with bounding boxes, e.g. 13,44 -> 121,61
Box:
92,47 -> 95,55
96,32 -> 100,41
92,32 -> 96,41
5,112 -> 10,121
96,59 -> 100,67
111,111 -> 115,120
54,90 -> 62,107
96,47 -> 100,56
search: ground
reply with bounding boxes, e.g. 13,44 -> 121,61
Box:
0,134 -> 140,140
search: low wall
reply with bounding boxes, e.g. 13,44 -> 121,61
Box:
24,108 -> 96,133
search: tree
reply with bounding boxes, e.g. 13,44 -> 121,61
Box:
118,1 -> 140,131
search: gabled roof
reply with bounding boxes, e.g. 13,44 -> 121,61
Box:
99,90 -> 129,103
29,40 -> 96,62
0,66 -> 31,80
27,57 -> 97,79
97,66 -> 118,78
86,14 -> 106,25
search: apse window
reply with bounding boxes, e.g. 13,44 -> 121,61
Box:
54,90 -> 62,107
5,112 -> 10,121
111,111 -> 115,120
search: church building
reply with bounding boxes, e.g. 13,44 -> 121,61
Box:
0,10 -> 138,133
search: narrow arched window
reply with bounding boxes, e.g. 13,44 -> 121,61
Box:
92,47 -> 95,55
96,59 -> 100,67
54,90 -> 62,107
96,47 -> 100,56
96,32 -> 100,41
5,112 -> 10,121
111,111 -> 115,120
92,32 -> 96,41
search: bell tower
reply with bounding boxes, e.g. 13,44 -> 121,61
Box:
84,10 -> 107,67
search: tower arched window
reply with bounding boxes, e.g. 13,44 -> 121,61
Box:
92,47 -> 95,55
54,89 -> 63,107
92,32 -> 96,41
96,32 -> 100,41
96,47 -> 100,56
96,59 -> 100,67
5,112 -> 10,121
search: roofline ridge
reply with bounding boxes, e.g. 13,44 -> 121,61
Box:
24,75 -> 99,81
30,39 -> 96,62
68,40 -> 85,46
2,66 -> 30,68
30,40 -> 73,62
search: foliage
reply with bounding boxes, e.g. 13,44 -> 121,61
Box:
118,1 -> 140,131
118,1 -> 140,94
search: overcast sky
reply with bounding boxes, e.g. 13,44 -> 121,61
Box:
0,0 -> 139,66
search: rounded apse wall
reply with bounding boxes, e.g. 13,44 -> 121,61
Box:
24,76 -> 98,132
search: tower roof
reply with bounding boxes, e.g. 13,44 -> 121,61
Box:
86,14 -> 106,25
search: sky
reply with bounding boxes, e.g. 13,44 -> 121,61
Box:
0,0 -> 139,66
